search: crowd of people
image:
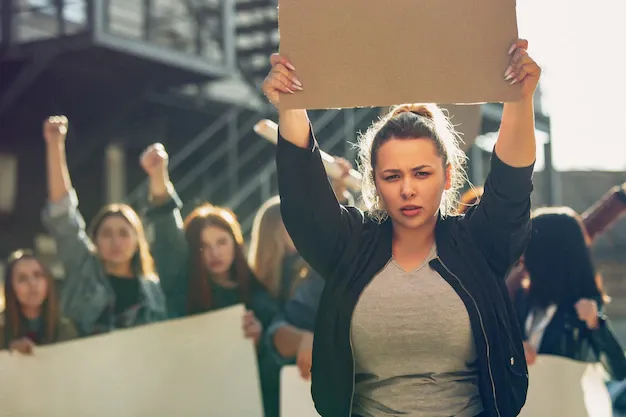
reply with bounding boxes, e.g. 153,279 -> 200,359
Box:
2,39 -> 626,417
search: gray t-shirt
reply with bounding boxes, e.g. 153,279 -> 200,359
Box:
351,245 -> 483,417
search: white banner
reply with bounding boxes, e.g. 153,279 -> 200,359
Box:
519,354 -> 612,417
0,304 -> 264,417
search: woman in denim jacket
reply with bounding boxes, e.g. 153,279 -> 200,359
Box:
41,117 -> 167,336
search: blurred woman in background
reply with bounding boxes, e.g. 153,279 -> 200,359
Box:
141,143 -> 275,342
42,116 -> 167,336
1,250 -> 77,353
515,206 -> 626,380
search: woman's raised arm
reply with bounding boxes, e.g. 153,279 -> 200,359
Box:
262,54 -> 359,279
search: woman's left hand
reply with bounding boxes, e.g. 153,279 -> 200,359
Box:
242,310 -> 263,345
504,39 -> 541,100
575,298 -> 600,330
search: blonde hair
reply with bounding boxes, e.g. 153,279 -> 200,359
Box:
458,186 -> 484,214
248,196 -> 287,297
357,103 -> 467,222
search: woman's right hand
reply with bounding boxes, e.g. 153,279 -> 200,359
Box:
9,338 -> 35,355
261,54 -> 303,108
140,143 -> 169,180
296,331 -> 314,380
43,116 -> 68,145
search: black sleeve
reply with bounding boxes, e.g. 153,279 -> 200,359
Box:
276,127 -> 363,280
463,149 -> 535,278
588,316 -> 626,381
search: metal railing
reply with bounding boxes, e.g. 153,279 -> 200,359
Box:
196,108 -> 344,203
230,107 -> 377,234
125,106 -> 245,207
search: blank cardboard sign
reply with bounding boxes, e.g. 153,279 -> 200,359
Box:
0,305 -> 264,417
278,0 -> 521,110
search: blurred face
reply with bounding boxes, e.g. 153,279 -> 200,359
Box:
95,215 -> 138,266
200,226 -> 236,276
374,138 -> 451,231
11,258 -> 49,309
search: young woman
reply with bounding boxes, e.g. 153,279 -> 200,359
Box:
141,143 -> 275,342
1,250 -> 77,353
248,196 -> 322,307
516,207 -> 626,379
249,195 -> 328,417
262,39 -> 540,417
41,117 -> 167,336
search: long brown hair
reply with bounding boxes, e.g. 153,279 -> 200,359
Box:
183,204 -> 254,314
89,204 -> 157,279
3,250 -> 61,346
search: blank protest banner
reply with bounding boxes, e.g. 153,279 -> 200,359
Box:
0,305 -> 264,417
518,355 -> 612,417
278,357 -> 612,417
278,0 -> 521,110
280,366 -> 320,417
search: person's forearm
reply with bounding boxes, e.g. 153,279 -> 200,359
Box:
278,109 -> 311,148
273,325 -> 309,358
149,173 -> 171,204
46,141 -> 72,203
495,99 -> 536,167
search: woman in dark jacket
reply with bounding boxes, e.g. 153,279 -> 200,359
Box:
516,206 -> 626,380
262,39 -> 540,417
140,143 -> 276,343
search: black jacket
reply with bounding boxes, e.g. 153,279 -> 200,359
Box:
276,129 -> 535,417
515,290 -> 626,381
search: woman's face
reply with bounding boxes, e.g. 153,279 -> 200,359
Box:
11,258 -> 49,309
200,225 -> 236,276
94,215 -> 138,267
374,138 -> 450,231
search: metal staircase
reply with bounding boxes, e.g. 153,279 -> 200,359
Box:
128,106 -> 381,237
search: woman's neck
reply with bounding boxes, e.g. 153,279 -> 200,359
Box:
21,305 -> 42,320
211,272 -> 237,289
392,218 -> 437,251
391,223 -> 437,271
104,262 -> 134,278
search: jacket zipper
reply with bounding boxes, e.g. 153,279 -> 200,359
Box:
348,322 -> 356,417
437,256 -> 502,417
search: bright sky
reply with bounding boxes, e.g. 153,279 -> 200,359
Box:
514,0 -> 626,171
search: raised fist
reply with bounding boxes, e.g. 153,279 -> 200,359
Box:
43,116 -> 68,144
140,143 -> 169,178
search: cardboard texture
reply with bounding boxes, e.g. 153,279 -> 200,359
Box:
518,355 -> 612,417
278,0 -> 521,110
0,305 -> 264,417
280,366 -> 321,417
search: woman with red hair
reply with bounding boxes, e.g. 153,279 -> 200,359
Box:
141,143 -> 276,343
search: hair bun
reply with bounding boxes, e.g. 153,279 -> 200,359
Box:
389,103 -> 436,121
